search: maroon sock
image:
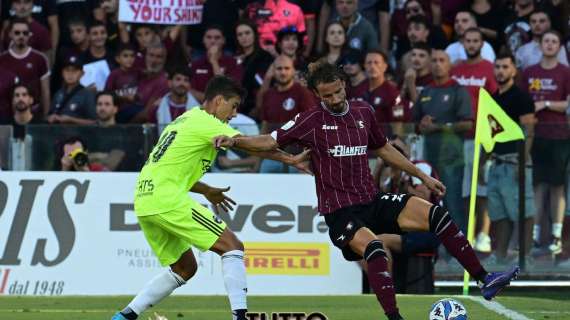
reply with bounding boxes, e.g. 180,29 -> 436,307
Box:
365,240 -> 399,317
438,219 -> 487,281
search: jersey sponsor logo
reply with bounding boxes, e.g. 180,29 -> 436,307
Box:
196,69 -> 209,74
321,124 -> 338,130
244,242 -> 330,275
452,75 -> 488,87
282,97 -> 296,111
26,63 -> 33,69
358,120 -> 364,129
373,96 -> 382,105
281,120 -> 295,131
201,159 -> 212,173
328,145 -> 367,157
528,77 -> 558,91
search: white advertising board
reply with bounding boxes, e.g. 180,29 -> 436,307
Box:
0,172 -> 362,295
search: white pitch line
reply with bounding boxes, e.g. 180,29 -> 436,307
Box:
461,296 -> 533,320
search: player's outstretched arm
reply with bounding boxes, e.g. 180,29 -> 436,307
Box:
213,134 -> 279,152
374,143 -> 446,197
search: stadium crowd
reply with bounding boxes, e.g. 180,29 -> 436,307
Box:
0,0 -> 570,268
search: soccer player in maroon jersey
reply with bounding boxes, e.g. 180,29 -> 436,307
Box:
213,63 -> 519,320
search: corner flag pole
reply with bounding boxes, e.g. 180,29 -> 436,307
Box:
462,138 -> 481,295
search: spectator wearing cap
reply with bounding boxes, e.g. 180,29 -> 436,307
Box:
516,10 -> 568,70
241,0 -> 306,54
334,0 -> 378,52
1,0 -> 52,57
234,20 -> 274,117
401,42 -> 432,104
0,69 -> 18,124
47,55 -> 96,125
150,67 -> 200,133
275,26 -> 307,72
341,49 -> 368,101
0,18 -> 50,116
190,25 -> 243,100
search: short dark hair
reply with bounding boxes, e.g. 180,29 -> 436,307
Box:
366,48 -> 389,64
115,43 -> 136,56
168,65 -> 192,79
96,91 -> 118,106
307,62 -> 347,92
11,83 -> 33,102
235,19 -> 260,53
408,15 -> 430,30
541,29 -> 562,43
463,27 -> 484,40
68,18 -> 87,28
9,17 -> 29,31
204,76 -> 245,103
88,20 -> 107,32
530,9 -> 551,21
204,24 -> 225,35
411,42 -> 432,54
495,52 -> 516,65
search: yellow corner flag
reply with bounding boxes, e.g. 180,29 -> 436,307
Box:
462,88 -> 525,295
475,89 -> 525,152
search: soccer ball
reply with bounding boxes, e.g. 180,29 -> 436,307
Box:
429,298 -> 468,320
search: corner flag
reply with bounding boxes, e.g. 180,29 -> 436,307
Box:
463,88 -> 525,295
475,89 -> 525,153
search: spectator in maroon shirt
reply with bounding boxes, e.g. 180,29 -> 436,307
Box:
401,42 -> 433,103
214,63 -> 516,320
0,18 -> 50,116
190,25 -> 243,101
129,40 -> 169,123
365,49 -> 411,136
341,49 -> 368,101
105,43 -> 141,112
2,0 -> 52,57
0,69 -> 19,124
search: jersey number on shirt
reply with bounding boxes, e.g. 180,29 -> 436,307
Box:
150,130 -> 178,163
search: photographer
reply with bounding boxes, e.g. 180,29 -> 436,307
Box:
58,136 -> 107,171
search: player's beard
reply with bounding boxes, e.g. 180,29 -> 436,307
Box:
496,75 -> 512,86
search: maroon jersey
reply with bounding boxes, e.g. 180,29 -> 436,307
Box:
261,82 -> 316,128
190,55 -> 243,92
0,70 -> 18,123
367,80 -> 401,124
137,71 -> 169,108
521,63 -> 570,139
3,20 -> 51,52
273,100 -> 388,214
415,73 -> 433,96
0,48 -> 49,105
346,79 -> 368,101
105,68 -> 141,102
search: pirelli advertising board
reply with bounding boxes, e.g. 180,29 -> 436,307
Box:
0,172 -> 361,295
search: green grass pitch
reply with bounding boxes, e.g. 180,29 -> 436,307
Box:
0,293 -> 568,320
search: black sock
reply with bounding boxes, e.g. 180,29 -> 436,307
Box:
388,312 -> 403,320
475,270 -> 489,283
233,309 -> 247,320
120,307 -> 138,320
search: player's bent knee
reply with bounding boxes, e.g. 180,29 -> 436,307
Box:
171,264 -> 196,282
363,239 -> 387,262
429,205 -> 452,236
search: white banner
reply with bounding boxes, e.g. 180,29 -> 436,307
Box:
0,172 -> 361,295
119,0 -> 203,25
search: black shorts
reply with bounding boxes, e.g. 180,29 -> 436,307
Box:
531,137 -> 570,186
324,192 -> 412,261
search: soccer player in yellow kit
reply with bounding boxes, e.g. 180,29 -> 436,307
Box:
112,76 -> 309,320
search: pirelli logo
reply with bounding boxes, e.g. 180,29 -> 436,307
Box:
244,242 -> 330,275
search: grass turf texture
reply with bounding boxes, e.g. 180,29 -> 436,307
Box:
0,294 -> 569,320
